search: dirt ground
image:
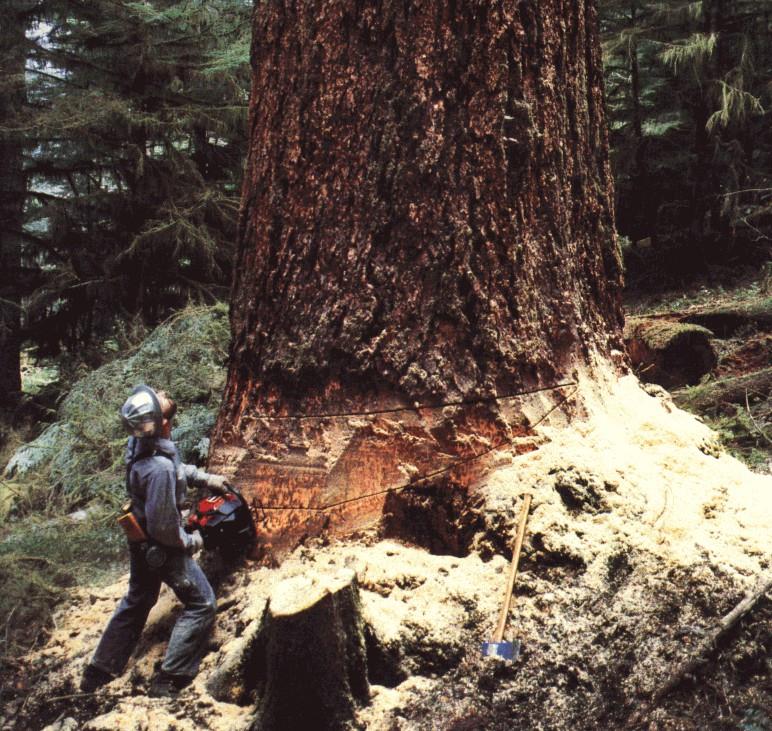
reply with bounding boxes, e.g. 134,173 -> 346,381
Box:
3,367 -> 770,731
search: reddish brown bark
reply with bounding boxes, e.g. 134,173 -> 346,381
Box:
211,0 -> 624,559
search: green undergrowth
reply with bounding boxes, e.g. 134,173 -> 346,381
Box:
0,508 -> 126,679
699,405 -> 771,473
675,372 -> 771,473
2,302 -> 229,516
675,375 -> 771,472
629,272 -> 772,473
624,271 -> 768,317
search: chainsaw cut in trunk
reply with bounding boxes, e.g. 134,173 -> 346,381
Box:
211,0 -> 624,558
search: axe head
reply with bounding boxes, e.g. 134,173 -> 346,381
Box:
481,640 -> 521,661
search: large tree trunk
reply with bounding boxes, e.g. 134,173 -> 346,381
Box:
211,0 -> 624,558
0,3 -> 27,408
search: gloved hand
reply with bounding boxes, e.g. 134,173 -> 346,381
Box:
206,474 -> 231,494
188,530 -> 204,555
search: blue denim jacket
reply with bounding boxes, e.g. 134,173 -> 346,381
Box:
125,437 -> 216,550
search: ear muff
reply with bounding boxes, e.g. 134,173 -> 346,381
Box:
156,390 -> 177,420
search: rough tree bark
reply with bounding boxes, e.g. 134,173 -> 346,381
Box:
251,569 -> 369,731
211,1 -> 624,557
0,3 -> 27,407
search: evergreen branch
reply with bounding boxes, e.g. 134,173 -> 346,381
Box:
28,44 -> 230,110
27,190 -> 69,203
176,276 -> 228,302
25,69 -> 86,90
717,187 -> 772,197
6,229 -> 68,263
706,80 -> 764,133
735,216 -> 771,242
650,1 -> 704,26
660,33 -> 717,75
59,277 -> 120,295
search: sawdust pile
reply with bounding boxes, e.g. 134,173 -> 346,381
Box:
10,372 -> 771,730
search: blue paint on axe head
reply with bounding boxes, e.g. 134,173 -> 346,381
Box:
481,640 -> 521,661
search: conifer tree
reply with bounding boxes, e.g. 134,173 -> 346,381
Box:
212,0 -> 624,555
0,1 -> 35,406
601,0 -> 771,276
5,0 -> 251,364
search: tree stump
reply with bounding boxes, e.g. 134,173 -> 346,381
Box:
251,568 -> 369,731
624,318 -> 717,388
206,614 -> 265,705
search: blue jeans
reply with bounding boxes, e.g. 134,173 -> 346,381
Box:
91,544 -> 216,678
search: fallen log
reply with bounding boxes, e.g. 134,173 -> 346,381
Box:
674,367 -> 772,414
681,297 -> 772,336
624,318 -> 717,388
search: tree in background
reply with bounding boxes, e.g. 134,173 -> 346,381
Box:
602,0 -> 771,283
1,0 -> 250,389
0,2 -> 32,406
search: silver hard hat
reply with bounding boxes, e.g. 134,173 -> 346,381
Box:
120,385 -> 163,437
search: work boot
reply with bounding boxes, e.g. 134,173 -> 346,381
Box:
148,670 -> 193,698
79,664 -> 113,693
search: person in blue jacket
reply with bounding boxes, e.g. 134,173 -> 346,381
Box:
80,385 -> 231,697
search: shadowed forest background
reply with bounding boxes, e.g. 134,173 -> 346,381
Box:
0,0 -> 770,720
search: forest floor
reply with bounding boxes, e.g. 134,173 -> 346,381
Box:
3,368 -> 771,731
625,274 -> 771,474
1,279 -> 771,730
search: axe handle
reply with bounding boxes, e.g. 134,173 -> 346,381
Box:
493,493 -> 532,643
